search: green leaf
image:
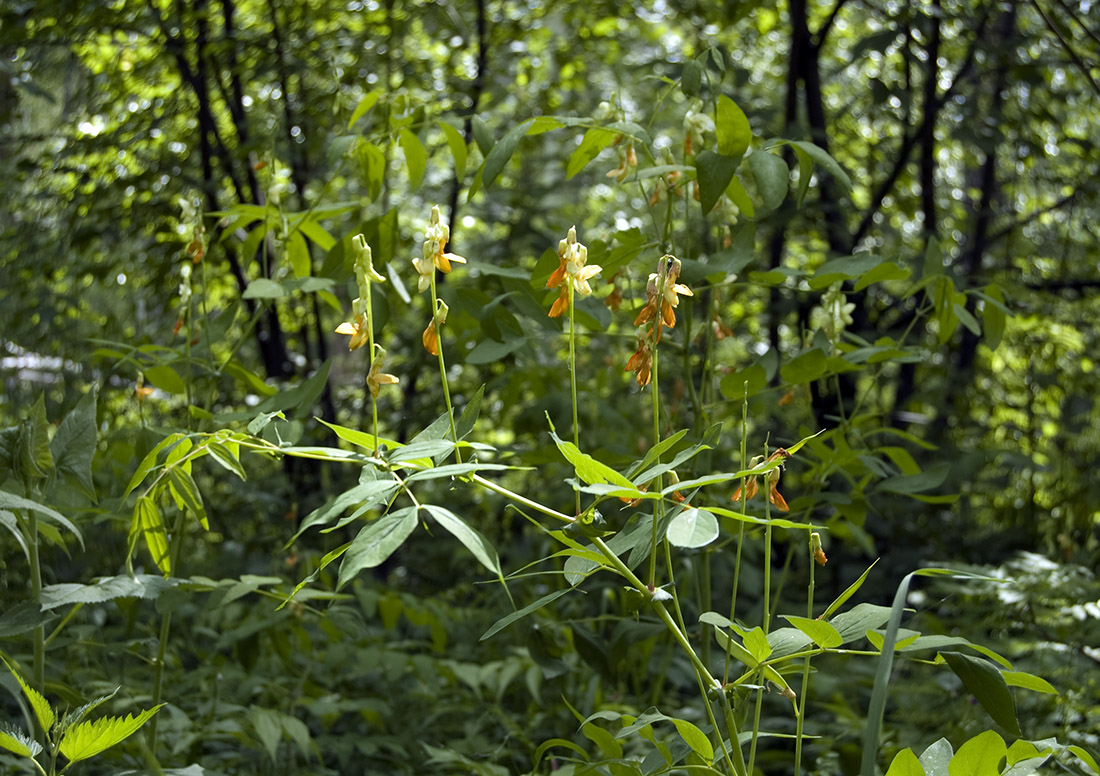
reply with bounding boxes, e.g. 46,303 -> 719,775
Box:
255,360 -> 331,417
1002,670 -> 1057,694
830,602 -> 894,644
481,588 -> 570,641
681,59 -> 702,96
0,510 -> 29,561
168,467 -> 208,530
1,654 -> 55,733
50,386 -> 98,501
744,626 -> 773,662
784,139 -> 852,191
439,120 -> 468,179
948,730 -> 1007,776
783,615 -> 843,648
132,496 -> 170,575
725,174 -> 756,218
979,284 -> 1007,350
206,441 -> 247,481
719,364 -> 767,400
921,739 -> 955,776
876,462 -> 950,494
241,278 -> 287,300
666,508 -> 719,548
672,718 -> 713,762
941,652 -> 1021,736
546,417 -> 640,496
292,478 -> 400,541
423,505 -> 504,579
399,128 -> 426,190
854,261 -> 910,291
0,722 -> 41,759
820,559 -> 878,620
483,118 -> 534,187
747,149 -> 788,214
887,749 -> 927,776
58,705 -> 163,763
337,507 -> 418,589
41,575 -> 180,610
716,95 -> 751,159
810,253 -> 885,289
567,126 -> 618,179
21,394 -> 54,480
124,433 -> 184,500
696,150 -> 740,214
0,491 -> 84,548
1068,746 -> 1100,775
347,88 -> 381,129
781,348 -> 828,384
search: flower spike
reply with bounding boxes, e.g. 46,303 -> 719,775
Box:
732,447 -> 792,512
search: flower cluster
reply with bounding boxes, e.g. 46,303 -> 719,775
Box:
547,226 -> 601,318
633,255 -> 693,340
732,448 -> 791,512
367,344 -> 399,399
413,205 -> 466,292
335,235 -> 386,352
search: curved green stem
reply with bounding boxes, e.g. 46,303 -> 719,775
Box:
429,274 -> 461,463
568,282 -> 580,515
647,333 -> 662,589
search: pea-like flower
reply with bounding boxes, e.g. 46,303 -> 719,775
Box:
366,344 -> 399,399
413,205 -> 466,292
625,330 -> 653,387
547,226 -> 602,317
335,313 -> 370,351
731,448 -> 791,512
633,255 -> 693,341
422,299 -> 449,356
335,235 -> 385,351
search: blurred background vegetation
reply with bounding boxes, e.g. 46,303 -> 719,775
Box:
1,0 -> 1098,773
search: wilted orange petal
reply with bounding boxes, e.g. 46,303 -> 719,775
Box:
547,264 -> 567,289
634,300 -> 657,326
732,477 -> 759,503
548,290 -> 569,318
768,483 -> 789,512
422,322 -> 439,355
814,548 -> 828,566
661,304 -> 676,328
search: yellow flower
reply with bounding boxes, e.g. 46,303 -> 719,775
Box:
414,205 -> 466,293
335,312 -> 370,351
547,226 -> 602,318
366,344 -> 399,399
731,448 -> 791,512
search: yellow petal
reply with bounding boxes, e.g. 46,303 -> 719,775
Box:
335,321 -> 357,335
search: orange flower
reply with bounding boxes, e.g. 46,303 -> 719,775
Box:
811,532 -> 827,566
625,331 -> 653,387
633,255 -> 693,341
335,313 -> 370,351
422,299 -> 449,356
731,448 -> 792,512
547,226 -> 602,318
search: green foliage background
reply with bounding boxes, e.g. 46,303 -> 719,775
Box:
1,0 -> 1098,773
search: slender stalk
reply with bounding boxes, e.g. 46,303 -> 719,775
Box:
27,513 -> 44,692
429,274 -> 461,463
747,678 -> 765,775
470,474 -> 574,524
148,510 -> 187,754
794,542 -> 817,776
647,334 -> 662,589
568,282 -> 580,515
724,392 -> 750,684
364,279 -> 380,452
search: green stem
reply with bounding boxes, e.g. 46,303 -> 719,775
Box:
470,474 -> 574,524
724,392 -> 750,684
568,282 -> 580,516
795,550 -> 816,776
429,274 -> 461,464
27,513 -> 44,693
364,279 -> 380,453
148,510 -> 187,755
647,331 -> 662,589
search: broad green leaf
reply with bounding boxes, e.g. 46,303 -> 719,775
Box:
0,510 -> 29,561
481,588 -> 570,641
206,441 -> 247,481
747,149 -> 788,214
483,118 -> 535,186
292,478 -> 400,541
423,505 -> 504,579
725,174 -> 756,218
0,601 -> 54,638
979,284 -> 1007,350
133,496 -> 170,574
719,364 -> 767,400
681,58 -> 702,96
785,139 -> 852,191
50,386 -> 98,501
743,626 -> 773,662
810,253 -> 885,289
255,359 -> 331,417
567,126 -> 618,179
0,722 -> 40,759
854,261 -> 910,291
921,738 -> 955,776
948,730 -> 1007,776
783,615 -> 843,648
59,705 -> 163,763
672,718 -> 714,762
887,749 -> 927,776
716,95 -> 751,159
286,230 -> 310,277
781,348 -> 828,384
439,120 -> 467,179
0,491 -> 84,548
347,89 -> 381,129
696,150 -> 739,214
1,655 -> 55,733
666,508 -> 719,548
41,575 -> 179,610
337,507 -> 418,588
241,278 -> 287,300
582,722 -> 623,759
1068,746 -> 1100,775
941,652 -> 1021,736
829,602 -> 893,644
876,463 -> 950,494
399,128 -> 426,190
1006,740 -> 1044,766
